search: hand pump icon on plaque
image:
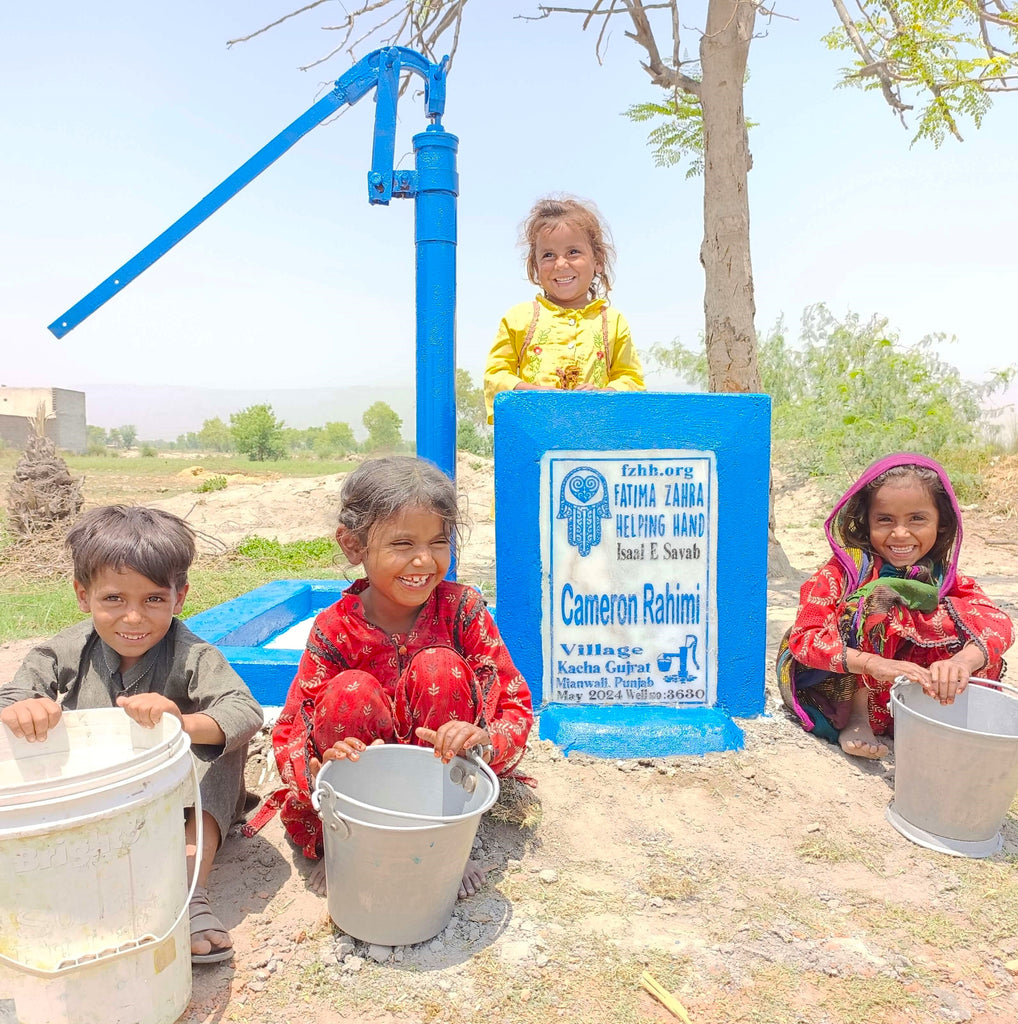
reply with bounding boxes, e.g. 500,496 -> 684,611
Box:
657,635 -> 700,683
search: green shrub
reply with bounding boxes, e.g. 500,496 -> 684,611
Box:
194,474 -> 228,494
140,444 -> 158,458
233,536 -> 337,572
457,420 -> 493,458
650,304 -> 1013,492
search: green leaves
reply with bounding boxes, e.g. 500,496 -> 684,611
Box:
650,303 -> 1013,492
624,97 -> 706,178
826,1 -> 1018,145
362,401 -> 405,452
229,403 -> 287,461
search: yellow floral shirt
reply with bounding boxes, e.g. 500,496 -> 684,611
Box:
483,294 -> 645,422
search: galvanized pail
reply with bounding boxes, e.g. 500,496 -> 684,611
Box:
313,744 -> 498,945
888,677 -> 1018,857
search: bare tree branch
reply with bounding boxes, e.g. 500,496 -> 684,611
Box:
232,1 -> 471,68
226,0 -> 333,48
830,0 -> 912,121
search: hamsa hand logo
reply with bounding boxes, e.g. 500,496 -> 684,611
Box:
558,467 -> 611,556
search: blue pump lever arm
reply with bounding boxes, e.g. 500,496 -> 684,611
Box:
48,47 -> 446,339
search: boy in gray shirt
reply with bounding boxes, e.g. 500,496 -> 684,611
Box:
0,505 -> 263,963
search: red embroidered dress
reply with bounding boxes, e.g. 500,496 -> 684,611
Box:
263,580 -> 533,858
778,454 -> 1013,739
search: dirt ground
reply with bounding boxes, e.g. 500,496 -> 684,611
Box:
3,455 -> 1018,1024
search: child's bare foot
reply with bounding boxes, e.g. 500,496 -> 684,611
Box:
839,722 -> 889,759
839,688 -> 889,759
308,860 -> 328,896
459,859 -> 490,898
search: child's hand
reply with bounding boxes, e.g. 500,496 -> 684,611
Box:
0,697 -> 62,742
860,656 -> 932,688
309,737 -> 384,782
116,693 -> 182,729
926,657 -> 973,705
416,723 -> 490,764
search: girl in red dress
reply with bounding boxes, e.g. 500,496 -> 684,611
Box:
777,453 -> 1013,760
260,456 -> 533,894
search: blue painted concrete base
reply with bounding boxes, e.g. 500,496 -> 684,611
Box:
538,705 -> 744,758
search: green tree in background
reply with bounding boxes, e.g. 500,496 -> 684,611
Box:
651,304 -> 1013,489
118,424 -> 138,449
362,402 -> 404,452
175,432 -> 201,450
281,426 -> 317,453
86,425 -> 107,455
456,369 -> 486,426
231,404 -> 287,461
314,421 -> 358,458
198,417 -> 234,452
455,369 -> 492,457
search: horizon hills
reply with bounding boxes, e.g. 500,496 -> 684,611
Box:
75,383 -> 417,440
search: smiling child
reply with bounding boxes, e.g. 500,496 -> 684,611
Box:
251,457 -> 534,897
777,454 -> 1014,759
483,195 -> 644,422
0,506 -> 263,963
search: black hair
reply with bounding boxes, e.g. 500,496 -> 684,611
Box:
66,505 -> 196,590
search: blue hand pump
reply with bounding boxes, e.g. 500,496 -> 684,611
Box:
48,47 -> 458,486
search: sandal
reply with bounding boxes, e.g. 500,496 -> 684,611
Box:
189,886 -> 234,964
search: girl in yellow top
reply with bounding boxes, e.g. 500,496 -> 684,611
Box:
484,196 -> 645,423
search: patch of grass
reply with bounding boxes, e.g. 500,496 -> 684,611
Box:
0,452 -> 357,478
637,846 -> 703,901
183,545 -> 346,618
713,882 -> 833,944
0,581 -> 80,643
871,901 -> 973,950
819,972 -> 925,1021
956,859 -> 1018,944
0,536 -> 347,640
494,871 -> 631,923
231,536 -> 339,573
707,965 -> 925,1024
795,834 -> 884,874
641,867 -> 697,901
194,474 -> 227,493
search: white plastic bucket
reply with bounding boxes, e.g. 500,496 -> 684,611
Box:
887,677 -> 1018,857
0,708 -> 197,1024
313,744 -> 499,945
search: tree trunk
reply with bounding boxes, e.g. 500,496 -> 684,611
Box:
699,0 -> 758,394
699,0 -> 794,579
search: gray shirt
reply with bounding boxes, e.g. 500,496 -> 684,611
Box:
1,618 -> 263,761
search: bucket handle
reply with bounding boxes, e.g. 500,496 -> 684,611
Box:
0,755 -> 203,978
313,779 -> 351,841
312,750 -> 489,825
891,675 -> 1018,715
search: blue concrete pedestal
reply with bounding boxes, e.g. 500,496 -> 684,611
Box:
494,391 -> 770,759
540,705 -> 744,757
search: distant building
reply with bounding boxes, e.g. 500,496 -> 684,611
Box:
0,387 -> 87,454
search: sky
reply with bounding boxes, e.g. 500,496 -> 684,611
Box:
2,2 -> 1016,421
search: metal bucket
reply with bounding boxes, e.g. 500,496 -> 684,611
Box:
887,678 -> 1018,857
313,744 -> 498,945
